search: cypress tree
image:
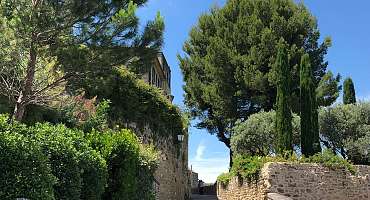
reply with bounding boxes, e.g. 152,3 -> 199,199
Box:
300,54 -> 321,156
343,78 -> 356,104
275,41 -> 293,154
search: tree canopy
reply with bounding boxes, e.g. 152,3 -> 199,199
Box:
319,103 -> 370,164
0,0 -> 164,121
179,0 -> 339,151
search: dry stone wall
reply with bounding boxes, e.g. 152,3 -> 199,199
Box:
217,162 -> 370,200
130,124 -> 190,200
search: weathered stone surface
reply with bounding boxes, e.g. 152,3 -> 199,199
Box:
129,124 -> 190,200
217,162 -> 370,200
267,193 -> 293,200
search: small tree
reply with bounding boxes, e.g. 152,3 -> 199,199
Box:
275,41 -> 293,154
343,77 -> 356,104
300,54 -> 321,156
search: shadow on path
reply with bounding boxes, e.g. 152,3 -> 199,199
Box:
191,194 -> 218,200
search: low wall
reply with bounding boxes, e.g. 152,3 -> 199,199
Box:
217,162 -> 370,200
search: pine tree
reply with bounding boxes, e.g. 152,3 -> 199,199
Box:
300,54 -> 321,156
275,41 -> 293,154
343,78 -> 356,104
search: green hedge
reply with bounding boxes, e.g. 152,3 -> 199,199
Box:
0,115 -> 158,200
87,129 -> 158,200
0,133 -> 56,200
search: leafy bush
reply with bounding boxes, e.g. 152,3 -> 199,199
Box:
0,115 -> 107,200
0,114 -> 158,200
0,133 -> 56,200
319,102 -> 370,164
301,150 -> 356,174
217,173 -> 233,186
231,111 -> 301,156
137,145 -> 159,200
30,124 -> 82,200
87,129 -> 159,200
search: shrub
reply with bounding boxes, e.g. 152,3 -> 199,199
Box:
301,150 -> 356,174
231,111 -> 300,156
0,114 -> 157,200
319,102 -> 370,164
0,133 -> 56,200
217,173 -> 233,186
29,124 -> 108,200
137,144 -> 159,200
30,124 -> 83,200
78,149 -> 107,200
87,128 -> 158,200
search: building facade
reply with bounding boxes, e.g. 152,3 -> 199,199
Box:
143,52 -> 174,101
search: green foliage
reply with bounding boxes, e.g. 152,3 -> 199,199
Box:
87,128 -> 159,200
0,0 -> 165,121
316,71 -> 342,107
137,145 -> 159,200
217,173 -> 233,185
81,99 -> 111,132
301,150 -> 356,174
319,102 -> 370,164
231,111 -> 301,156
0,114 -> 159,199
81,68 -> 184,139
28,123 -> 108,200
179,0 -> 338,150
0,133 -> 56,200
343,77 -> 356,104
275,41 -> 293,153
31,125 -> 82,200
345,134 -> 370,165
300,54 -> 321,156
219,150 -> 355,186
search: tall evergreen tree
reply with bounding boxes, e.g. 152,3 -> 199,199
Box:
179,0 -> 340,164
343,78 -> 356,104
275,41 -> 293,153
300,54 -> 321,156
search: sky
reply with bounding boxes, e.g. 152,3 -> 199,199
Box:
137,0 -> 370,183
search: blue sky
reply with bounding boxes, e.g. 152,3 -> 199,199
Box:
138,1 -> 370,183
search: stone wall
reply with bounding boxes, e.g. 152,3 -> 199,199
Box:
217,162 -> 370,200
133,124 -> 190,200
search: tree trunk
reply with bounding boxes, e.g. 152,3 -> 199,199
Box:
13,34 -> 38,121
13,92 -> 26,121
229,149 -> 233,168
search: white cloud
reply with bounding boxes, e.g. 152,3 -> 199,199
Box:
190,141 -> 229,183
358,94 -> 370,102
195,142 -> 206,161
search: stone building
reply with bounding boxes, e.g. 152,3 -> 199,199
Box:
190,170 -> 199,189
143,52 -> 174,102
137,52 -> 190,200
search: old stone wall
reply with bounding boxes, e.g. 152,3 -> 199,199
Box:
133,124 -> 190,200
217,162 -> 370,200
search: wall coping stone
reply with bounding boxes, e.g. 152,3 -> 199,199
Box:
267,193 -> 293,200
